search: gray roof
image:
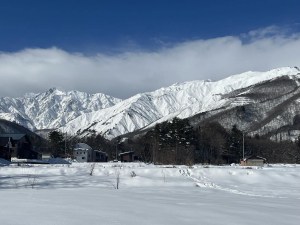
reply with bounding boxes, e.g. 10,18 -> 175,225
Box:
0,134 -> 26,140
244,155 -> 267,161
94,150 -> 108,155
0,134 -> 27,146
74,143 -> 92,151
119,151 -> 134,156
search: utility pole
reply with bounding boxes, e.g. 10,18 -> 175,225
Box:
64,131 -> 67,157
63,109 -> 67,158
115,144 -> 118,161
242,132 -> 245,160
7,137 -> 12,158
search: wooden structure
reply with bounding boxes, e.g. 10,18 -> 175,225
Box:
119,151 -> 134,162
93,150 -> 108,162
240,155 -> 266,167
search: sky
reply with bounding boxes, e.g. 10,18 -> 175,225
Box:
1,0 -> 300,98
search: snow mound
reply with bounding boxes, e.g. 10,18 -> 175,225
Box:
0,158 -> 10,166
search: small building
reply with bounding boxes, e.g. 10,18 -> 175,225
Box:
119,151 -> 134,162
0,137 -> 13,160
240,155 -> 266,167
41,153 -> 52,161
93,150 -> 108,162
73,143 -> 108,162
73,143 -> 93,162
0,134 -> 38,160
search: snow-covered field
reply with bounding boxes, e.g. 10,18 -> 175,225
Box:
0,162 -> 299,225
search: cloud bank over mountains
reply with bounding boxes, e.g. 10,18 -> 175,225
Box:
1,27 -> 300,98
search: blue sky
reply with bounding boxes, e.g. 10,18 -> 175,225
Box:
1,0 -> 299,52
1,0 -> 300,98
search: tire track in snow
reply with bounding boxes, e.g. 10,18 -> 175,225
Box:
179,169 -> 283,198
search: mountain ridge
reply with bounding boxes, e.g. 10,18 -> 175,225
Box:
1,66 -> 300,140
59,67 -> 300,139
0,88 -> 122,131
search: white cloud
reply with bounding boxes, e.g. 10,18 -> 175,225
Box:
1,27 -> 300,98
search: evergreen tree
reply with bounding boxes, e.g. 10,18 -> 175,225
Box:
195,122 -> 229,164
147,117 -> 195,164
295,135 -> 300,163
227,125 -> 243,163
48,130 -> 64,157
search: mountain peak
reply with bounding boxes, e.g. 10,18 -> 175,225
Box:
1,67 -> 300,140
0,88 -> 121,130
47,87 -> 65,95
60,67 -> 300,139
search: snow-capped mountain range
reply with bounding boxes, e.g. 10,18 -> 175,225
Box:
1,67 -> 300,140
0,88 -> 121,131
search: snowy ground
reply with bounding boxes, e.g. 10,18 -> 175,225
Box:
0,163 -> 299,225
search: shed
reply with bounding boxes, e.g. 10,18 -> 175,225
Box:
119,151 -> 134,162
240,155 -> 266,167
93,150 -> 108,162
41,153 -> 52,160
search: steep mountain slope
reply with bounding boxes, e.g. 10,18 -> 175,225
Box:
0,88 -> 122,131
60,67 -> 300,139
0,119 -> 38,135
189,75 -> 300,141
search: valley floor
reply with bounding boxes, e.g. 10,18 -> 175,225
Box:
0,163 -> 299,225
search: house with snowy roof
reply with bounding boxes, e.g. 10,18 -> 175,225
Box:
240,155 -> 266,167
73,143 -> 93,162
73,143 -> 108,162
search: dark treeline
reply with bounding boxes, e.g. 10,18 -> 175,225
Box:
119,118 -> 300,164
47,118 -> 300,164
